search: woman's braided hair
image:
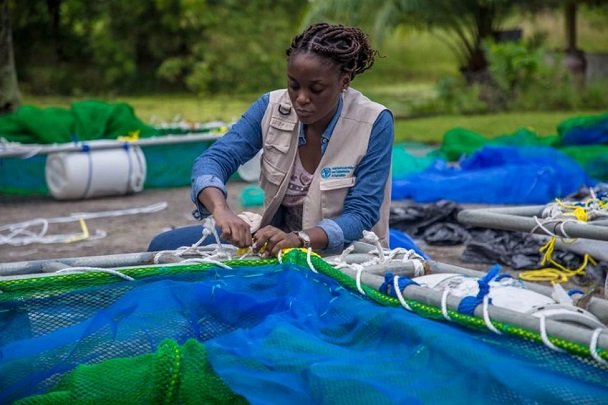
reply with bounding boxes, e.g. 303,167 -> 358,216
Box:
286,23 -> 378,80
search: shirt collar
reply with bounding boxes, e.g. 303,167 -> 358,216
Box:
298,96 -> 343,148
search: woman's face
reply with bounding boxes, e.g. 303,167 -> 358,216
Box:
287,52 -> 350,127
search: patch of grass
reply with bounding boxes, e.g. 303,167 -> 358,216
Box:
394,110 -> 605,144
24,95 -> 603,147
22,94 -> 257,123
359,30 -> 459,86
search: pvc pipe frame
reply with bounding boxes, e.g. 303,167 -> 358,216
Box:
0,132 -> 223,158
457,206 -> 608,241
0,252 -> 164,277
340,261 -> 608,354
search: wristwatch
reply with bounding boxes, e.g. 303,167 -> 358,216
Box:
294,231 -> 311,248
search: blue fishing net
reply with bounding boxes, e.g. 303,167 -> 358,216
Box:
392,145 -> 591,203
1,263 -> 607,404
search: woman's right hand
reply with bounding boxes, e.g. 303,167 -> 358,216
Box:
213,207 -> 253,248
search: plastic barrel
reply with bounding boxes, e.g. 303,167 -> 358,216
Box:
45,143 -> 147,200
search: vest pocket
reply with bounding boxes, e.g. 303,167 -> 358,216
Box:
261,125 -> 293,186
320,176 -> 356,218
260,155 -> 285,186
265,122 -> 293,153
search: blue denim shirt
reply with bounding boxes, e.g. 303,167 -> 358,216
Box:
191,91 -> 394,253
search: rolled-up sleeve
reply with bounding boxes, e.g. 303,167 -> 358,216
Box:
190,94 -> 268,217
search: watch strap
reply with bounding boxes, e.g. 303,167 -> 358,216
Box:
294,231 -> 311,248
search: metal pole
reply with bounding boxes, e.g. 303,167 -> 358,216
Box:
0,252 -> 170,276
457,209 -> 608,240
0,132 -> 224,158
337,264 -> 608,352
430,260 -> 608,325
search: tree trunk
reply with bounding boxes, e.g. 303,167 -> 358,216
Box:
0,0 -> 21,114
563,0 -> 587,87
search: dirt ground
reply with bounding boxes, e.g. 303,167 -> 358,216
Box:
1,180 -> 478,269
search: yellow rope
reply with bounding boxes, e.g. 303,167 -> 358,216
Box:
519,236 -> 597,283
554,199 -> 589,221
117,129 -> 141,142
64,218 -> 90,243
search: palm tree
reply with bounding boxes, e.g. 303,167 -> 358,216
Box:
304,0 -> 534,83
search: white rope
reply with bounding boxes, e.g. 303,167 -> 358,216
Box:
411,259 -> 425,277
605,270 -> 608,300
153,217 -> 231,264
393,275 -> 413,312
306,247 -> 318,273
440,289 -> 452,321
336,245 -> 355,262
538,315 -> 565,353
589,328 -> 608,367
1,202 -> 167,246
354,264 -> 366,295
362,230 -> 386,263
277,249 -> 284,263
482,295 -> 502,335
0,137 -> 43,158
178,257 -> 232,269
69,202 -> 168,220
0,217 -> 107,246
56,267 -> 134,281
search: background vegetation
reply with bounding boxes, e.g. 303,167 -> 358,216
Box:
8,0 -> 608,143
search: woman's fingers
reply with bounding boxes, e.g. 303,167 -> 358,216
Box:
215,213 -> 253,248
253,227 -> 300,257
227,222 -> 252,248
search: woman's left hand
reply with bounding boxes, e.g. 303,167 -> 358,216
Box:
253,226 -> 300,257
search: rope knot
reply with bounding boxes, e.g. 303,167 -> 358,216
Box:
379,272 -> 418,297
457,265 -> 501,316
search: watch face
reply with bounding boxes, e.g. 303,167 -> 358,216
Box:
297,231 -> 311,248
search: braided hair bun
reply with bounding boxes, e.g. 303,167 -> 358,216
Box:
286,23 -> 378,79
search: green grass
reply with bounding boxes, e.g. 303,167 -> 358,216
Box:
23,94 -> 603,146
22,94 -> 258,124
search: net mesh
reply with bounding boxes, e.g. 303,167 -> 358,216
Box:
1,250 -> 607,404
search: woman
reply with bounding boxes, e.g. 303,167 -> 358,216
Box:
149,23 -> 394,256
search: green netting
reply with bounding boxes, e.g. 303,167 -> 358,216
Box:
557,113 -> 608,145
0,100 -> 159,144
561,144 -> 608,180
439,127 -> 558,161
391,143 -> 436,178
14,339 -> 246,405
1,250 -> 607,403
0,155 -> 48,195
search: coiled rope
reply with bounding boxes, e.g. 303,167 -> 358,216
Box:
520,194 -> 607,284
0,202 -> 167,246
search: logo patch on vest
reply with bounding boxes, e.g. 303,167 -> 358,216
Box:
320,166 -> 355,179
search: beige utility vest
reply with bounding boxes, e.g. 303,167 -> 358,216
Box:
258,88 -> 392,246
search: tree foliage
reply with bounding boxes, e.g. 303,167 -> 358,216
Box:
304,0 -> 551,82
10,0 -> 306,95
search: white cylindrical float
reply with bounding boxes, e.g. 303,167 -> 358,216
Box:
237,150 -> 262,183
45,141 -> 147,200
